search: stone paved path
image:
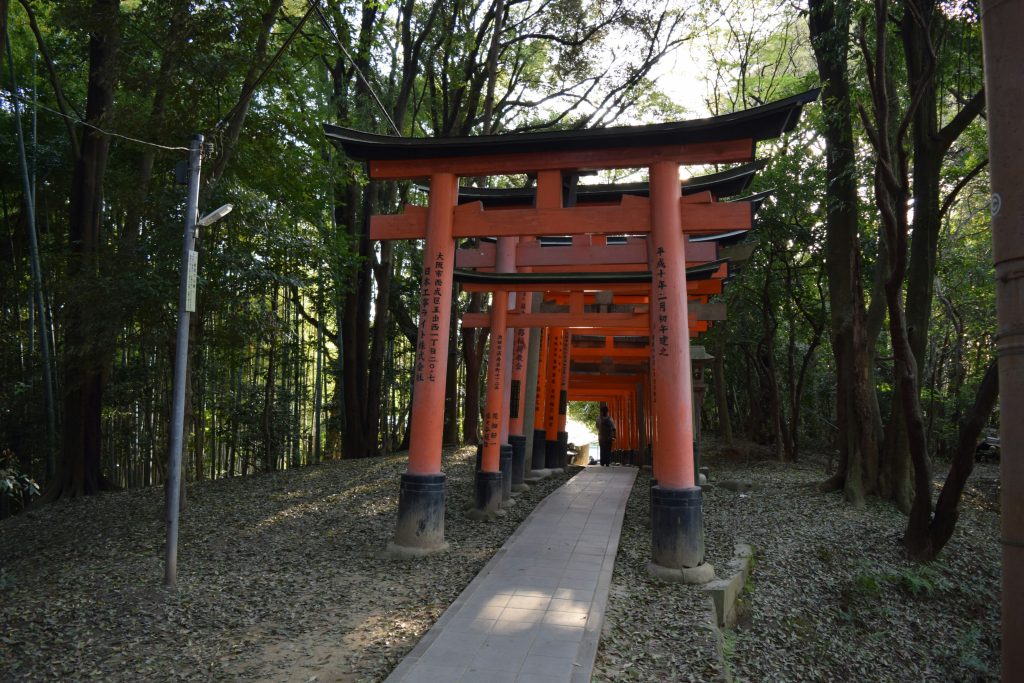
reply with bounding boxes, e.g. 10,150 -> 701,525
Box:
386,466 -> 637,683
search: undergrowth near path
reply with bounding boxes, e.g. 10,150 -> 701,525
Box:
595,442 -> 1000,682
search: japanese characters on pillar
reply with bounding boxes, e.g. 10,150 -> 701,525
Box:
406,173 -> 458,476
509,293 -> 530,424
417,250 -> 448,384
654,247 -> 670,359
648,160 -> 696,489
482,303 -> 506,467
535,328 -> 549,423
479,278 -> 512,475
545,330 -> 563,436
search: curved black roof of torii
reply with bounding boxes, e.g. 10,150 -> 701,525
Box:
324,89 -> 819,162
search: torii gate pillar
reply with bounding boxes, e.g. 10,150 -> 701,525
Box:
389,174 -> 458,555
647,161 -> 712,582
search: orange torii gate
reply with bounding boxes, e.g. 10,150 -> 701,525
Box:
325,89 -> 816,578
458,257 -> 732,480
450,167 -> 764,481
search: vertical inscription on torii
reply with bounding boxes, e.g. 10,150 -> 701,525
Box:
484,330 -> 503,447
654,246 -> 670,358
416,250 -> 447,384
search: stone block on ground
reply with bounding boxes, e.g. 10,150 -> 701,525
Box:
702,542 -> 754,627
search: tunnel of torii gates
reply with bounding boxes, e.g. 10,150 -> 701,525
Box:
326,88 -> 817,577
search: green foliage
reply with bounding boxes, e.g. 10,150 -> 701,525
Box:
0,449 -> 41,507
958,624 -> 994,677
0,0 -> 993,499
895,565 -> 953,598
568,401 -> 601,432
845,562 -> 952,608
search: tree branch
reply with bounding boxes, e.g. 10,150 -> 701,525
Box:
939,157 -> 988,220
936,88 -> 985,154
289,286 -> 337,341
16,0 -> 81,156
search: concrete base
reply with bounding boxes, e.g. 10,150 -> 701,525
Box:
385,540 -> 450,559
647,560 -> 716,584
528,468 -> 551,479
466,507 -> 507,521
512,483 -> 530,492
702,543 -> 755,627
393,473 -> 447,552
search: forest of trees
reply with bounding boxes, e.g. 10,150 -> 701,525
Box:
0,0 -> 994,559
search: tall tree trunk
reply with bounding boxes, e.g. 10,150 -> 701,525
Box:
859,0 -> 937,548
47,0 -> 120,500
262,286 -> 278,471
331,0 -> 381,459
339,183 -> 371,458
205,0 -> 284,188
365,187 -> 392,458
808,0 -> 875,504
883,1 -> 986,509
313,282 -> 324,463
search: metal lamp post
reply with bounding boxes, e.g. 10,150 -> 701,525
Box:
164,133 -> 233,588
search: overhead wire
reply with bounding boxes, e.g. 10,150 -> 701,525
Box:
2,92 -> 190,151
215,0 -> 320,131
307,0 -> 401,136
3,0 -> 401,153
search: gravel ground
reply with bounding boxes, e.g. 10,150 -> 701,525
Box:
592,468 -> 726,682
2,443 -> 1001,682
594,440 -> 1001,682
0,446 -> 573,682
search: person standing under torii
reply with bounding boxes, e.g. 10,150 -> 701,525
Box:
597,404 -> 616,467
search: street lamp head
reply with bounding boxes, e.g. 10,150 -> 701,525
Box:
197,203 -> 234,227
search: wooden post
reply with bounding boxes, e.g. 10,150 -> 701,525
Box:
544,328 -> 564,469
508,279 -> 531,490
478,282 -> 510,513
533,327 -> 551,472
391,173 -> 458,554
647,161 -> 709,581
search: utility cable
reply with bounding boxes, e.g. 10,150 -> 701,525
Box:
215,0 -> 319,131
2,92 -> 190,151
307,0 -> 401,136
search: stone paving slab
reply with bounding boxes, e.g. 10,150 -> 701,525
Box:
386,466 -> 637,683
